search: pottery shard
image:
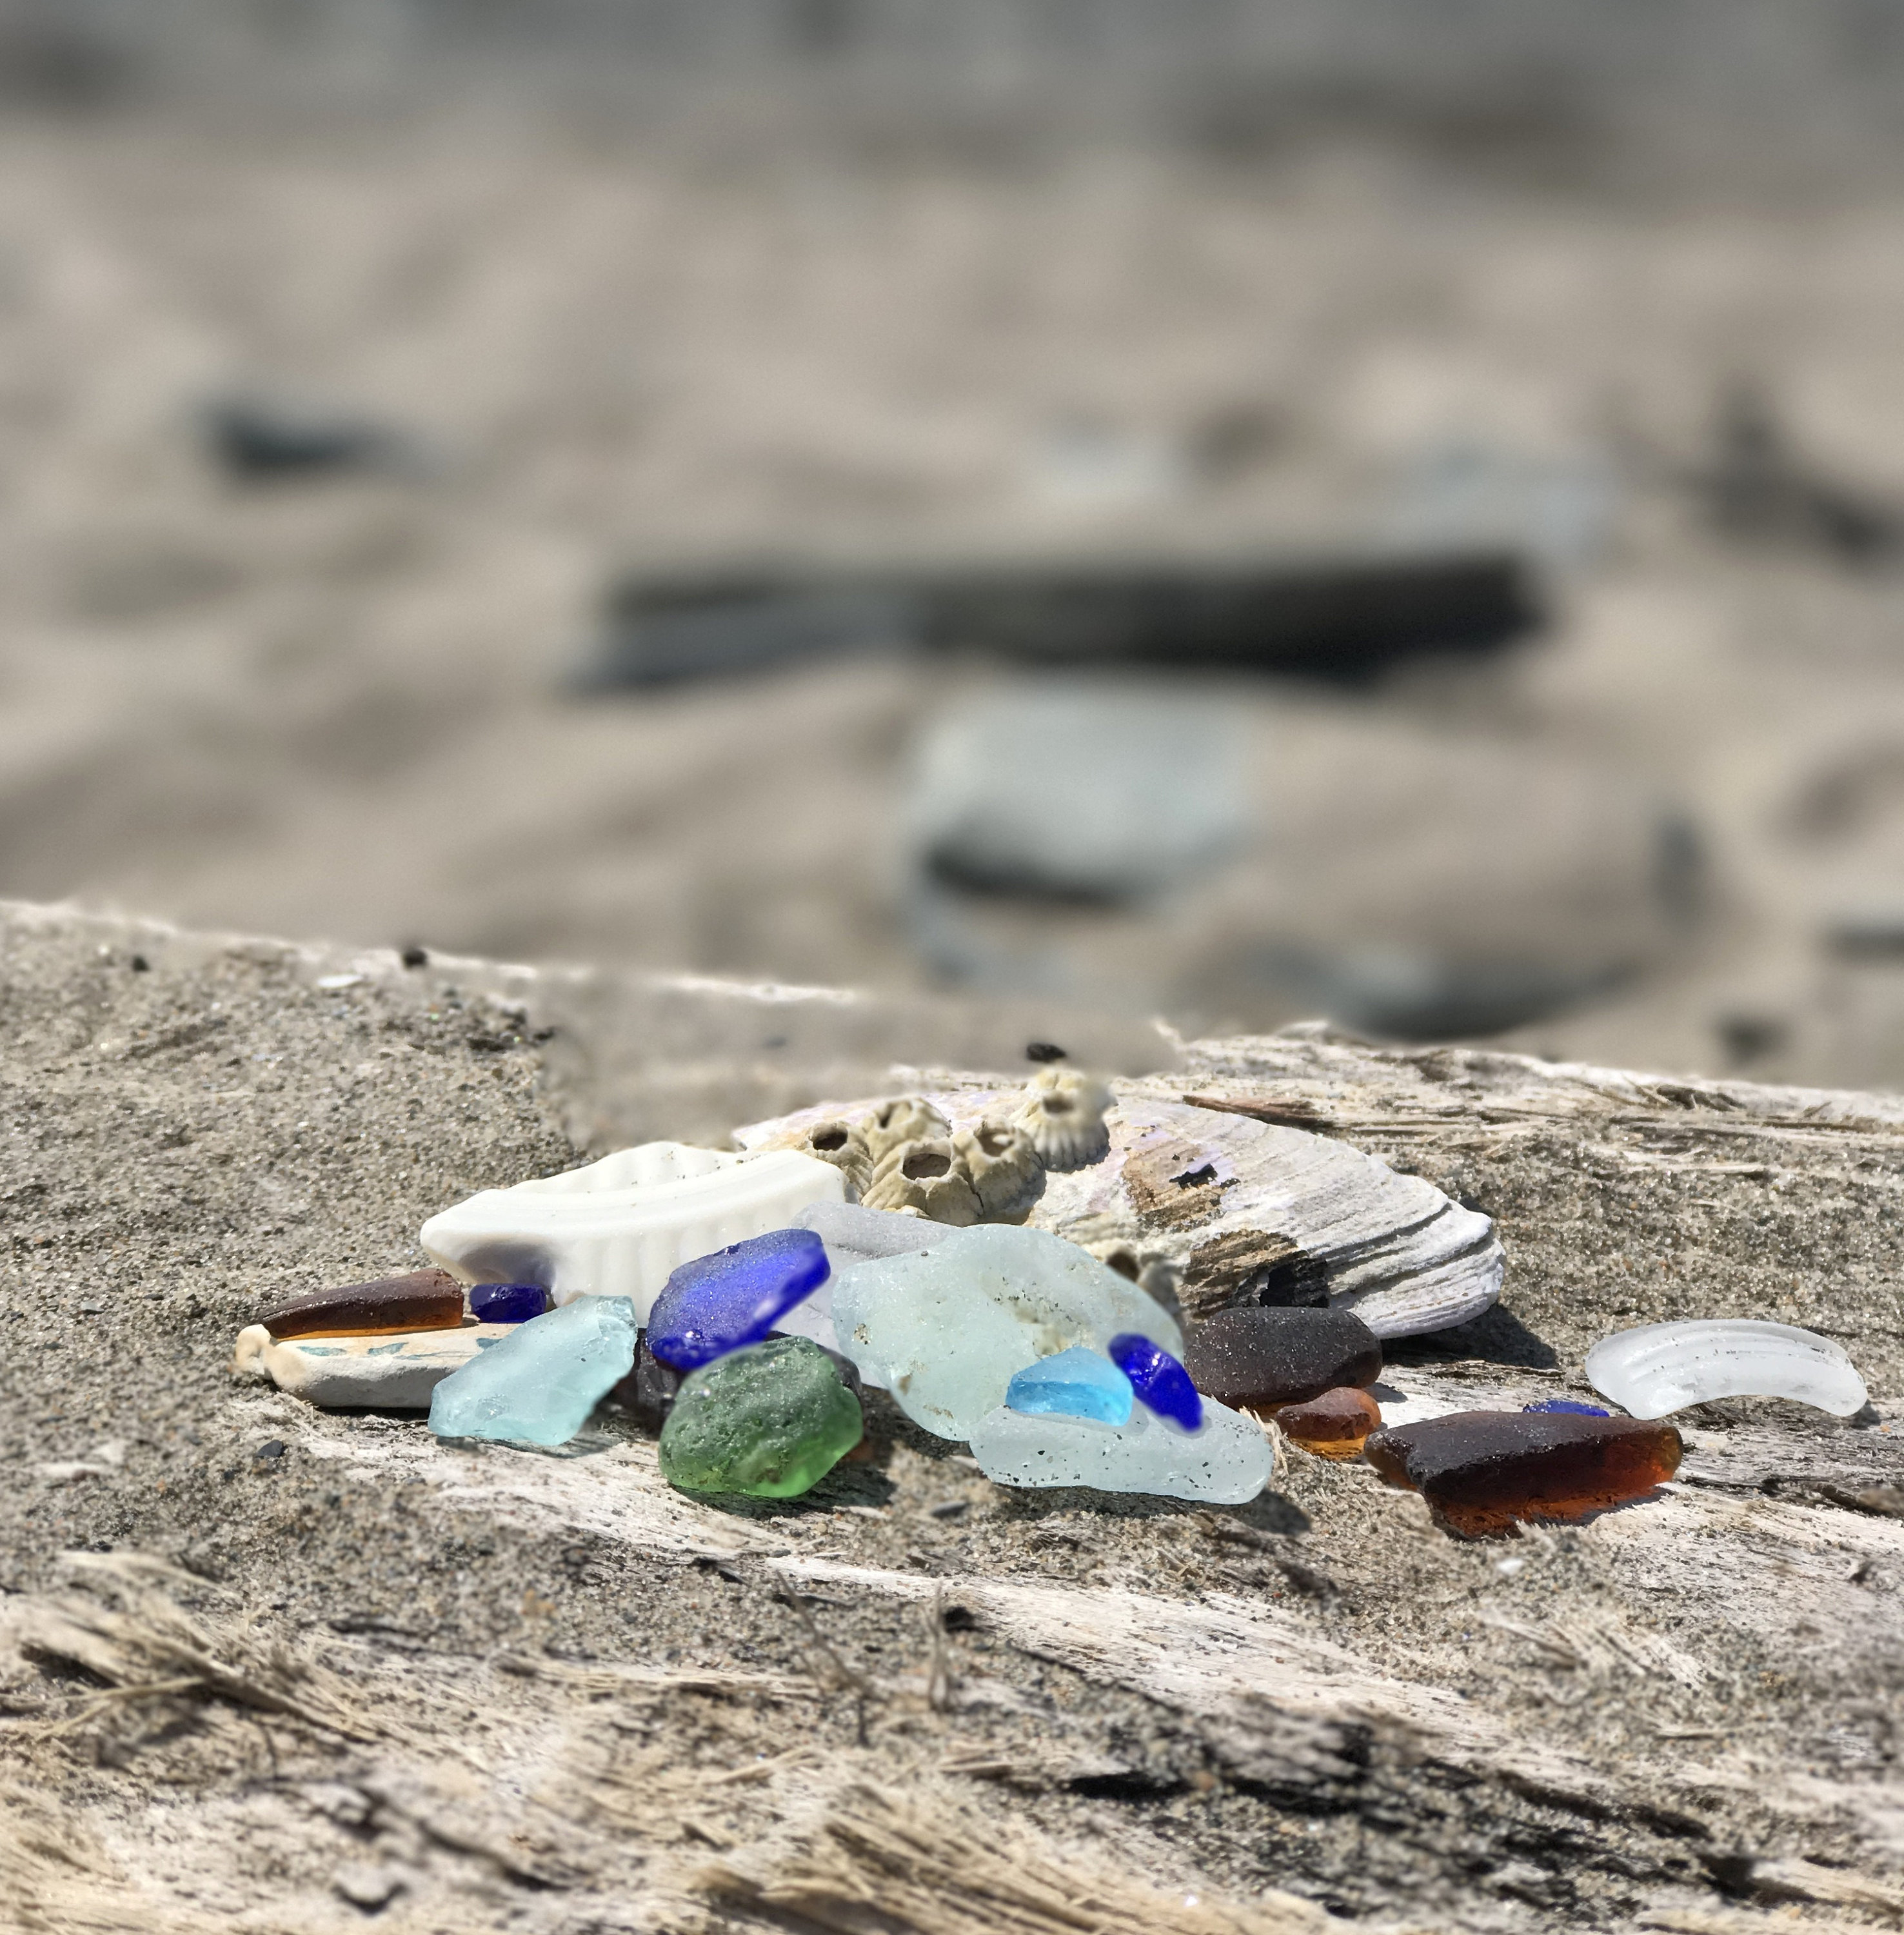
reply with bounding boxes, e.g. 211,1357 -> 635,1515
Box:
1365,1411 -> 1683,1538
261,1269 -> 464,1338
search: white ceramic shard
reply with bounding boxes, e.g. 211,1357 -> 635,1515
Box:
419,1142 -> 845,1318
969,1396 -> 1271,1503
829,1223 -> 1182,1440
1585,1319 -> 1869,1420
740,1082 -> 1502,1339
232,1322 -> 514,1408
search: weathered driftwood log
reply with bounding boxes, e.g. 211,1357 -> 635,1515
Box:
1,902 -> 1901,1934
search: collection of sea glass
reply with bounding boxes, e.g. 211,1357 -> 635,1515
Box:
233,1106 -> 1873,1536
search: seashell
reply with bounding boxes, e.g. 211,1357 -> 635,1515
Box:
859,1095 -> 952,1165
861,1137 -> 983,1226
232,1321 -> 514,1409
1585,1319 -> 1869,1420
738,1078 -> 1501,1338
951,1116 -> 1046,1222
419,1142 -> 846,1320
1012,1066 -> 1114,1172
761,1117 -> 873,1200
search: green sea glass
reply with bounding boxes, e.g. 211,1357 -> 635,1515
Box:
659,1335 -> 863,1498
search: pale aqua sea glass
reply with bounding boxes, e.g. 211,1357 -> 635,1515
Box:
428,1295 -> 638,1445
1006,1347 -> 1134,1426
829,1224 -> 1181,1440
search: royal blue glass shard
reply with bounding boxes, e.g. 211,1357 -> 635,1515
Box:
470,1283 -> 550,1324
648,1228 -> 831,1371
1007,1347 -> 1134,1425
1107,1332 -> 1203,1431
1523,1398 -> 1611,1416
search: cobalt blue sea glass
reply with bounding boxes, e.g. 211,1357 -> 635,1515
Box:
470,1283 -> 550,1324
1007,1347 -> 1134,1425
1523,1398 -> 1610,1416
648,1227 -> 831,1371
1107,1333 -> 1203,1431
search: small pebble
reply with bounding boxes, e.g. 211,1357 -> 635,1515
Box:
255,1440 -> 286,1460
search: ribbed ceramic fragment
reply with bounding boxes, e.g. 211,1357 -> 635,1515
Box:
233,1322 -> 512,1409
969,1395 -> 1272,1503
419,1143 -> 845,1318
739,1081 -> 1501,1339
1585,1319 -> 1869,1420
830,1223 -> 1182,1439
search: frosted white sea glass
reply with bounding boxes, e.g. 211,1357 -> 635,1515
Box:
1585,1318 -> 1869,1419
420,1142 -> 844,1317
969,1396 -> 1271,1502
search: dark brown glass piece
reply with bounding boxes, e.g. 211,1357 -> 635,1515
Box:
261,1269 -> 464,1338
1180,1307 -> 1382,1411
1365,1411 -> 1683,1536
1276,1385 -> 1381,1460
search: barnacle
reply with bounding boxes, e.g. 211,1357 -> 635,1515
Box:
763,1118 -> 873,1200
1012,1066 -> 1114,1171
861,1137 -> 982,1225
860,1095 -> 953,1166
951,1117 -> 1046,1222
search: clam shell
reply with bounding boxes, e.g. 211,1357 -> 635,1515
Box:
1585,1318 -> 1869,1420
738,1080 -> 1502,1339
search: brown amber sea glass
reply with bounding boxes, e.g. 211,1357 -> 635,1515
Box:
1275,1385 -> 1381,1459
1365,1411 -> 1682,1536
261,1268 -> 466,1338
1181,1308 -> 1382,1411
